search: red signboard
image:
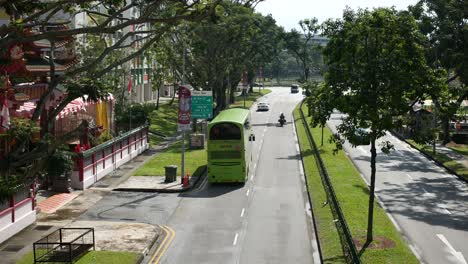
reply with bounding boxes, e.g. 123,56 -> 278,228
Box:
178,86 -> 191,131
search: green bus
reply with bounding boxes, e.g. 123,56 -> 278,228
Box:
207,108 -> 255,183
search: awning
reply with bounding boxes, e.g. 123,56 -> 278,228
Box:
16,98 -> 86,120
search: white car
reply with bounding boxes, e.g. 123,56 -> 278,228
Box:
257,102 -> 269,111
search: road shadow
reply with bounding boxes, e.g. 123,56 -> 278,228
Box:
378,177 -> 468,232
276,153 -> 301,160
181,182 -> 245,198
353,149 -> 444,174
251,123 -> 276,127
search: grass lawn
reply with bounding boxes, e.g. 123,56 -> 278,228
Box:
228,89 -> 271,109
133,140 -> 207,177
447,144 -> 468,156
148,102 -> 179,145
295,103 -> 418,264
293,106 -> 345,263
17,250 -> 140,264
407,140 -> 468,181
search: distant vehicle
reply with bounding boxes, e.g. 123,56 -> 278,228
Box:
257,102 -> 269,111
291,84 -> 299,93
353,128 -> 370,145
207,108 -> 254,183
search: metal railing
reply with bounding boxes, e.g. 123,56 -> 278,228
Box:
33,228 -> 95,263
299,100 -> 361,264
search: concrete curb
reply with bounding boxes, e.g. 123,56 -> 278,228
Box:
113,166 -> 207,193
391,131 -> 468,184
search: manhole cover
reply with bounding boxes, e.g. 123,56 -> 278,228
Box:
2,245 -> 24,252
35,225 -> 53,231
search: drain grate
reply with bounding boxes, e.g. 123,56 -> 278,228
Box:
35,225 -> 53,231
1,245 -> 24,252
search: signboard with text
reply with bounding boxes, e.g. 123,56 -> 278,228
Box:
191,90 -> 213,119
178,86 -> 191,131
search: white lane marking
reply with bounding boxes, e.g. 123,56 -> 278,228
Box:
358,146 -> 367,154
233,233 -> 239,245
406,174 -> 413,180
246,189 -> 250,196
254,163 -> 257,170
437,234 -> 467,264
250,174 -> 253,181
240,208 -> 245,217
437,204 -> 452,215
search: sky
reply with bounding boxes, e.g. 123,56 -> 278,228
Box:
255,0 -> 419,31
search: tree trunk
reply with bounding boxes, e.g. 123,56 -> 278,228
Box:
441,115 -> 450,144
156,83 -> 161,110
366,137 -> 377,245
321,125 -> 324,146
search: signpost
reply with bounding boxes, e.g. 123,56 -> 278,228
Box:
191,90 -> 213,119
178,86 -> 191,183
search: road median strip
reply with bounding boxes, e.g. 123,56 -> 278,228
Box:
294,102 -> 418,263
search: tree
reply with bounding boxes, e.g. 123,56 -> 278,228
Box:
322,7 -> 435,246
284,18 -> 321,82
410,0 -> 467,144
0,0 -> 219,199
164,1 -> 282,112
305,81 -> 333,146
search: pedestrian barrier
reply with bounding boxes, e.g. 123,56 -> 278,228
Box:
299,100 -> 361,264
33,228 -> 95,263
72,125 -> 149,189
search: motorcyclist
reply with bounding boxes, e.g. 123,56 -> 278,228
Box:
279,112 -> 286,126
279,112 -> 285,120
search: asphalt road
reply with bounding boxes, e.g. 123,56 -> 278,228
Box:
327,112 -> 468,264
80,87 -> 318,264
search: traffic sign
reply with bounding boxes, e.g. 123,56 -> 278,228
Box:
191,90 -> 213,119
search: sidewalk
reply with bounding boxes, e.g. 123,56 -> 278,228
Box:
435,143 -> 468,168
0,135 -> 201,263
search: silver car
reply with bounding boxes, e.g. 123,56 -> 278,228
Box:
257,102 -> 269,111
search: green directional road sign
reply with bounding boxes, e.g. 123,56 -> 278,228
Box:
191,90 -> 213,119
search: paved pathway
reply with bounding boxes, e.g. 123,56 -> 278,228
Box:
37,193 -> 78,214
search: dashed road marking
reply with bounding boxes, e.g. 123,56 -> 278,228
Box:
240,208 -> 245,217
233,233 -> 239,245
437,234 -> 467,264
406,174 -> 413,180
246,189 -> 250,196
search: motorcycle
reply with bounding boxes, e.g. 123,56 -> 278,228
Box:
278,116 -> 286,127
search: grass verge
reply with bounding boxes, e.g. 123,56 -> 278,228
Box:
17,251 -> 140,264
142,89 -> 269,176
406,140 -> 468,181
148,103 -> 179,145
447,144 -> 468,156
228,89 -> 271,109
133,140 -> 207,177
295,103 -> 418,263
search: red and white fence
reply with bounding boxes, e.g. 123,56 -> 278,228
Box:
0,185 -> 36,244
71,126 -> 149,190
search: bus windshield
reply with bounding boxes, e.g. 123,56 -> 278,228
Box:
209,123 -> 241,140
